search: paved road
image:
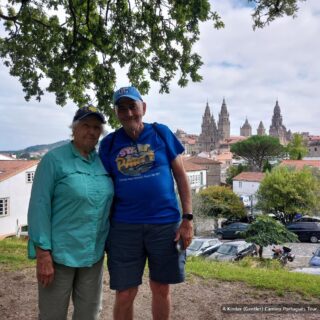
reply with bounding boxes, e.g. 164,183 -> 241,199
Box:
261,242 -> 320,268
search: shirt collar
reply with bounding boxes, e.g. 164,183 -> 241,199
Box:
70,141 -> 97,162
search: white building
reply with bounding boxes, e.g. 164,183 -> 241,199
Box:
0,154 -> 15,160
182,158 -> 207,194
232,172 -> 265,206
0,160 -> 39,239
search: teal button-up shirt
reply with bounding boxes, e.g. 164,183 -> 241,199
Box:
28,142 -> 114,267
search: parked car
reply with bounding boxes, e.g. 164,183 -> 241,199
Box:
309,248 -> 320,267
186,238 -> 222,257
213,222 -> 249,240
221,215 -> 254,227
207,241 -> 257,262
294,216 -> 320,223
286,221 -> 320,243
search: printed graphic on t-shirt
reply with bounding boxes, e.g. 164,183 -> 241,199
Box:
116,144 -> 155,176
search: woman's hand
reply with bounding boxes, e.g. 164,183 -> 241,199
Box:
36,247 -> 55,287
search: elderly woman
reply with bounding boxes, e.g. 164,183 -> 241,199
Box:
28,106 -> 114,320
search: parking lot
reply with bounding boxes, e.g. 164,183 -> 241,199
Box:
262,242 -> 320,268
222,240 -> 320,268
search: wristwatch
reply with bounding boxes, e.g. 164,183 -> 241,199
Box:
182,213 -> 193,221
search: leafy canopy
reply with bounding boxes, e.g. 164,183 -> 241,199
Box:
286,133 -> 308,160
198,186 -> 246,219
257,165 -> 320,223
0,0 -> 225,125
0,0 -> 305,125
249,0 -> 306,29
242,215 -> 298,249
231,135 -> 285,171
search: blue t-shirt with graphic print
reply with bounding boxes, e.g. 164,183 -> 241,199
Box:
99,123 -> 184,224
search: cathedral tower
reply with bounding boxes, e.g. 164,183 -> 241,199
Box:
240,118 -> 252,137
218,98 -> 230,142
257,121 -> 266,136
198,102 -> 218,151
269,100 -> 290,144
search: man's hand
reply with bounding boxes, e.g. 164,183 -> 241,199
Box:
36,247 -> 55,287
175,219 -> 194,250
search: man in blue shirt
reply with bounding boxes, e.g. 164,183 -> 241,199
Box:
99,86 -> 193,319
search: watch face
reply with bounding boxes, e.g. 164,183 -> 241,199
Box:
183,214 -> 193,221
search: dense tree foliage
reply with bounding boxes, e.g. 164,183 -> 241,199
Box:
286,133 -> 308,160
198,186 -> 246,220
0,1 -> 305,125
242,215 -> 298,257
231,135 -> 285,171
256,166 -> 320,223
225,163 -> 248,186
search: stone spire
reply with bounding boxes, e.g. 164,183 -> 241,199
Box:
218,98 -> 230,142
269,100 -> 290,145
240,117 -> 252,137
198,102 -> 219,152
257,121 -> 266,136
271,100 -> 283,128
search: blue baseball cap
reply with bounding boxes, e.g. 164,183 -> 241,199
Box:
113,86 -> 143,104
73,106 -> 106,124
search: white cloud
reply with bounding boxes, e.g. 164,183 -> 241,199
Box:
0,0 -> 320,150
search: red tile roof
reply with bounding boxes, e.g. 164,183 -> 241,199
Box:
233,172 -> 265,182
187,156 -> 220,165
308,136 -> 320,142
182,158 -> 207,172
0,160 -> 39,182
215,152 -> 233,161
222,136 -> 248,145
280,160 -> 320,169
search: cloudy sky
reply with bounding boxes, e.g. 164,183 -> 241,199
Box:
1,0 -> 319,151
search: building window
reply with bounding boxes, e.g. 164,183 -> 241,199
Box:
188,173 -> 201,186
26,171 -> 35,183
239,181 -> 242,188
315,148 -> 318,152
0,198 -> 9,217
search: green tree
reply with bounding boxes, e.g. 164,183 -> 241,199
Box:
286,133 -> 308,160
257,166 -> 320,223
242,215 -> 298,257
199,186 -> 246,220
231,135 -> 285,171
250,0 -> 306,29
225,163 -> 248,186
0,1 -> 304,125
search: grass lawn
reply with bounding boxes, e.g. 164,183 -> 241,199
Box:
187,256 -> 320,298
1,239 -> 320,298
0,238 -> 35,271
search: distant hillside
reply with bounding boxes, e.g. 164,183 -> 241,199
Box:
23,140 -> 70,153
0,140 -> 70,156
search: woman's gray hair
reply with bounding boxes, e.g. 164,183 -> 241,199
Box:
69,119 -> 106,137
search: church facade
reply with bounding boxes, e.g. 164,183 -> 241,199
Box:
198,99 -> 231,152
176,99 -> 293,155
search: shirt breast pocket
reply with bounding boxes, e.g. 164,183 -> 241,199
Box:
55,169 -> 90,201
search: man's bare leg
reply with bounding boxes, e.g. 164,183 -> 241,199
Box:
150,280 -> 171,320
114,287 -> 138,320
